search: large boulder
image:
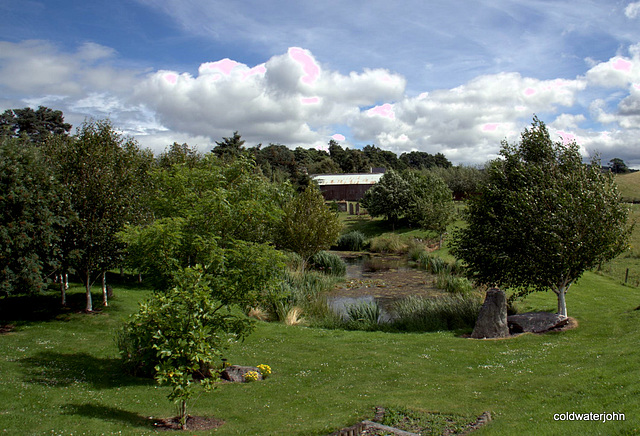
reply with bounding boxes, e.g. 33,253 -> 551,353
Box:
471,288 -> 509,339
220,365 -> 262,383
508,312 -> 568,334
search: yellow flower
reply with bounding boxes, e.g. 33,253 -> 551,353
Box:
244,371 -> 260,382
257,364 -> 272,377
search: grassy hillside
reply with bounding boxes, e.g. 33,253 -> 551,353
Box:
615,171 -> 640,203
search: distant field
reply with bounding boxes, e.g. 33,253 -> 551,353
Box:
615,171 -> 640,203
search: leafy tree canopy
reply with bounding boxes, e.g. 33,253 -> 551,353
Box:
0,106 -> 71,144
120,154 -> 286,289
0,137 -> 72,295
451,116 -> 631,316
609,158 -> 630,174
46,119 -> 153,310
361,169 -> 455,232
276,184 -> 341,263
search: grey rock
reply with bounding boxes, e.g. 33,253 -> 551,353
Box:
471,288 -> 509,339
220,365 -> 262,383
508,312 -> 569,334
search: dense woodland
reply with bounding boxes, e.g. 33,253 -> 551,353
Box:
0,106 -> 484,307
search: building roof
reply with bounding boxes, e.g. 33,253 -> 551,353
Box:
311,173 -> 384,186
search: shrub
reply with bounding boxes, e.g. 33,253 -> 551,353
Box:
309,251 -> 346,276
391,294 -> 482,332
117,267 -> 253,429
336,230 -> 367,251
369,234 -> 408,254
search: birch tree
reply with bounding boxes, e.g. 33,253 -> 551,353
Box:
46,120 -> 152,311
451,117 -> 631,317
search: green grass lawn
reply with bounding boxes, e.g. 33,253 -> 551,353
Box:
1,271 -> 639,435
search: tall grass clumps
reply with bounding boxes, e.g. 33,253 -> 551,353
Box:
435,273 -> 474,294
309,251 -> 346,276
391,294 -> 482,332
335,230 -> 367,251
418,252 -> 465,276
262,269 -> 339,322
345,301 -> 381,326
369,233 -> 408,254
407,243 -> 427,262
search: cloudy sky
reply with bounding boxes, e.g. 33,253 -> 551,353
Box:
1,0 -> 640,166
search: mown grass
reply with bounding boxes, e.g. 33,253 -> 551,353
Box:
0,271 -> 639,435
1,201 -> 639,435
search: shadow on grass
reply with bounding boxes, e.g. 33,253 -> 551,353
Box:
61,403 -> 154,429
0,291 -> 98,325
19,351 -> 153,389
0,272 -> 149,325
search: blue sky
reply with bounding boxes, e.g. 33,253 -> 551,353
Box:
1,0 -> 640,166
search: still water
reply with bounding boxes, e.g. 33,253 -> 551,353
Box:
326,253 -> 438,320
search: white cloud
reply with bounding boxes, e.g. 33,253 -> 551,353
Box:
625,2 -> 640,19
585,44 -> 640,88
134,47 -> 406,149
2,39 -> 640,166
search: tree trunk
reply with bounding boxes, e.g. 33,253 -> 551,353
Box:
102,271 -> 108,307
60,273 -> 66,307
85,270 -> 93,312
556,286 -> 568,317
180,400 -> 188,430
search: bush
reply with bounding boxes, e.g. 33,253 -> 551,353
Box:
391,294 -> 482,332
309,251 -> 346,276
369,234 -> 407,254
336,231 -> 366,251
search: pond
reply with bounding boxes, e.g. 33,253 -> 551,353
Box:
326,252 -> 440,320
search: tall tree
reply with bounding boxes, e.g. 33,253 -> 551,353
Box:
450,117 -> 631,317
362,144 -> 405,171
609,158 -> 630,174
276,184 -> 341,264
403,170 -> 455,234
0,137 -> 72,296
213,131 -> 245,160
157,142 -> 202,169
360,169 -> 412,227
0,106 -> 71,144
399,151 -> 451,170
119,155 -> 285,290
46,120 -> 152,311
